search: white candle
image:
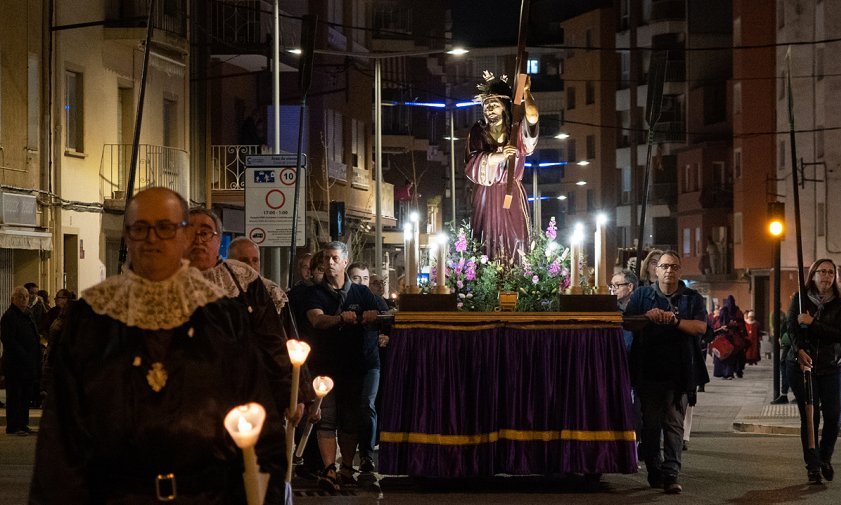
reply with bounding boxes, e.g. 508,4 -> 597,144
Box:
403,223 -> 415,293
434,233 -> 449,294
224,403 -> 267,505
569,224 -> 584,294
595,214 -> 607,294
295,376 -> 335,459
410,212 -> 421,293
285,339 -> 311,483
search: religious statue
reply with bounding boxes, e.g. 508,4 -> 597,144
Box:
465,71 -> 539,259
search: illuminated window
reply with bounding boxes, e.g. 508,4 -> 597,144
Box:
527,59 -> 539,74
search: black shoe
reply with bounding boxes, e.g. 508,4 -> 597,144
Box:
808,469 -> 823,484
663,476 -> 682,494
771,395 -> 789,404
697,385 -> 705,392
359,457 -> 375,473
736,372 -> 744,378
22,426 -> 37,435
647,469 -> 664,489
14,431 -> 29,437
682,441 -> 688,451
822,462 -> 834,482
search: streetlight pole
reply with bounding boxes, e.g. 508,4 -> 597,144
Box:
769,201 -> 785,400
312,48 -> 468,280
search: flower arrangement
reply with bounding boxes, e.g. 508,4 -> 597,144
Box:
438,218 -> 572,312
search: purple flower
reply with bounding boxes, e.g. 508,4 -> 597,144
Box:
457,280 -> 464,289
457,301 -> 464,308
548,259 -> 561,278
545,216 -> 557,240
532,275 -> 540,284
455,233 -> 468,253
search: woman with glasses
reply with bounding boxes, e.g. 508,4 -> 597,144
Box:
787,258 -> 841,484
638,249 -> 664,286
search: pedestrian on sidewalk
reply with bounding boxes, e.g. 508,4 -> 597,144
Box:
771,304 -> 793,404
0,286 -> 40,436
787,258 -> 841,484
626,251 -> 710,495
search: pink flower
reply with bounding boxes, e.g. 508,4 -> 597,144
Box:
532,275 -> 540,284
455,233 -> 468,253
548,259 -> 561,278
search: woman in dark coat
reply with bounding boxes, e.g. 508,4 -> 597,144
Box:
712,295 -> 746,379
787,258 -> 841,484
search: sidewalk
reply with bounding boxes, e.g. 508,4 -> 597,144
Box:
693,355 -> 799,436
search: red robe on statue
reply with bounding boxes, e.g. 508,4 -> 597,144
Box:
464,120 -> 538,259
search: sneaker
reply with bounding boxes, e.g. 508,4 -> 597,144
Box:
663,476 -> 682,494
770,395 -> 789,404
359,457 -> 375,474
22,426 -> 37,434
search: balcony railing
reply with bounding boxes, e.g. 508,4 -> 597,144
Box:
101,144 -> 189,200
209,0 -> 274,50
211,144 -> 265,190
106,0 -> 187,37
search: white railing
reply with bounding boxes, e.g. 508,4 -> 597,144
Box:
101,144 -> 188,199
210,144 -> 264,190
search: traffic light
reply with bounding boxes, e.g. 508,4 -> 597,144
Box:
767,201 -> 785,238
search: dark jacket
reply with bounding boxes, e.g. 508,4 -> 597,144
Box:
787,292 -> 841,375
0,304 -> 40,381
625,283 -> 710,392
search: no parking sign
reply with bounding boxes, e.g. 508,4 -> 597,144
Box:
245,154 -> 306,247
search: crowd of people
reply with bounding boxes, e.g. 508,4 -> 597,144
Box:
0,187 -> 393,503
3,186 -> 841,499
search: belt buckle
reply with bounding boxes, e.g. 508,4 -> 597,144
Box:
155,473 -> 177,502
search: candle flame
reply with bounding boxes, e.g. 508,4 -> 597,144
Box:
312,376 -> 335,397
237,414 -> 253,433
286,339 -> 311,366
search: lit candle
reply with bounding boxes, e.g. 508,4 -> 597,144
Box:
403,222 -> 414,293
568,223 -> 584,294
410,211 -> 421,293
595,214 -> 608,294
285,339 -> 311,483
294,376 -> 335,459
434,233 -> 449,294
224,403 -> 267,505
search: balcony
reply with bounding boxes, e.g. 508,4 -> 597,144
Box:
101,144 -> 189,202
651,121 -> 686,144
105,0 -> 187,38
699,185 -> 733,209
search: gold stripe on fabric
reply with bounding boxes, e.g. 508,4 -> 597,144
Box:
380,429 -> 636,445
395,324 -> 503,332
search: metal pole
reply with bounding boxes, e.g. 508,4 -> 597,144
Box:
449,108 -> 456,227
773,236 -> 781,399
532,167 -> 538,228
375,59 -> 383,278
270,0 -> 282,284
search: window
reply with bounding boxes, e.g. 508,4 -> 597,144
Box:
733,82 -> 742,115
567,138 -> 577,162
567,191 -> 576,214
734,149 -> 742,179
734,212 -> 743,245
586,135 -> 596,159
619,52 -> 630,90
65,70 -> 84,152
683,228 -> 691,255
695,227 -> 702,256
567,86 -> 576,109
527,59 -> 539,74
586,189 -> 595,211
734,17 -> 741,46
777,0 -> 785,29
163,98 -> 177,147
585,81 -> 595,105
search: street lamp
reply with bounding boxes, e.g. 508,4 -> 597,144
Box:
308,47 -> 468,280
768,201 -> 785,400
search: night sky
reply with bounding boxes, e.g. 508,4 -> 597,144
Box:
452,0 -> 612,47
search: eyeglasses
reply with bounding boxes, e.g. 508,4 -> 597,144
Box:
125,220 -> 188,241
609,282 -> 631,290
657,263 -> 681,271
815,269 -> 836,276
193,227 -> 220,243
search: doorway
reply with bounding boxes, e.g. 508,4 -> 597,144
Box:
63,234 -> 79,293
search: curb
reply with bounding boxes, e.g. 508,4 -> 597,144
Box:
732,421 -> 800,435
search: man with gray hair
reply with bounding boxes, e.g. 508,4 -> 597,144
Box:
611,269 -> 639,312
303,241 -> 384,491
1,286 -> 40,435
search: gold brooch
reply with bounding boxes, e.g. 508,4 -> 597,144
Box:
146,362 -> 168,392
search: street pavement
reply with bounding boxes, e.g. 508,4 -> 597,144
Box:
2,357 -> 839,504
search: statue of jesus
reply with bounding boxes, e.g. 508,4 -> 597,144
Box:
464,71 -> 539,259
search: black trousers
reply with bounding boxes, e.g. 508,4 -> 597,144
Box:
4,373 -> 32,433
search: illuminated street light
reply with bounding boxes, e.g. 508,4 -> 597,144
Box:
576,160 -> 590,166
554,133 -> 570,140
576,180 -> 587,186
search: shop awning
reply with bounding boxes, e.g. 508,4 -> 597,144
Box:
0,229 -> 53,251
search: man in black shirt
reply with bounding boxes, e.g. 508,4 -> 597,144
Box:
304,242 -> 382,491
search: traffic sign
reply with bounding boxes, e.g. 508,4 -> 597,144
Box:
245,154 -> 306,247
